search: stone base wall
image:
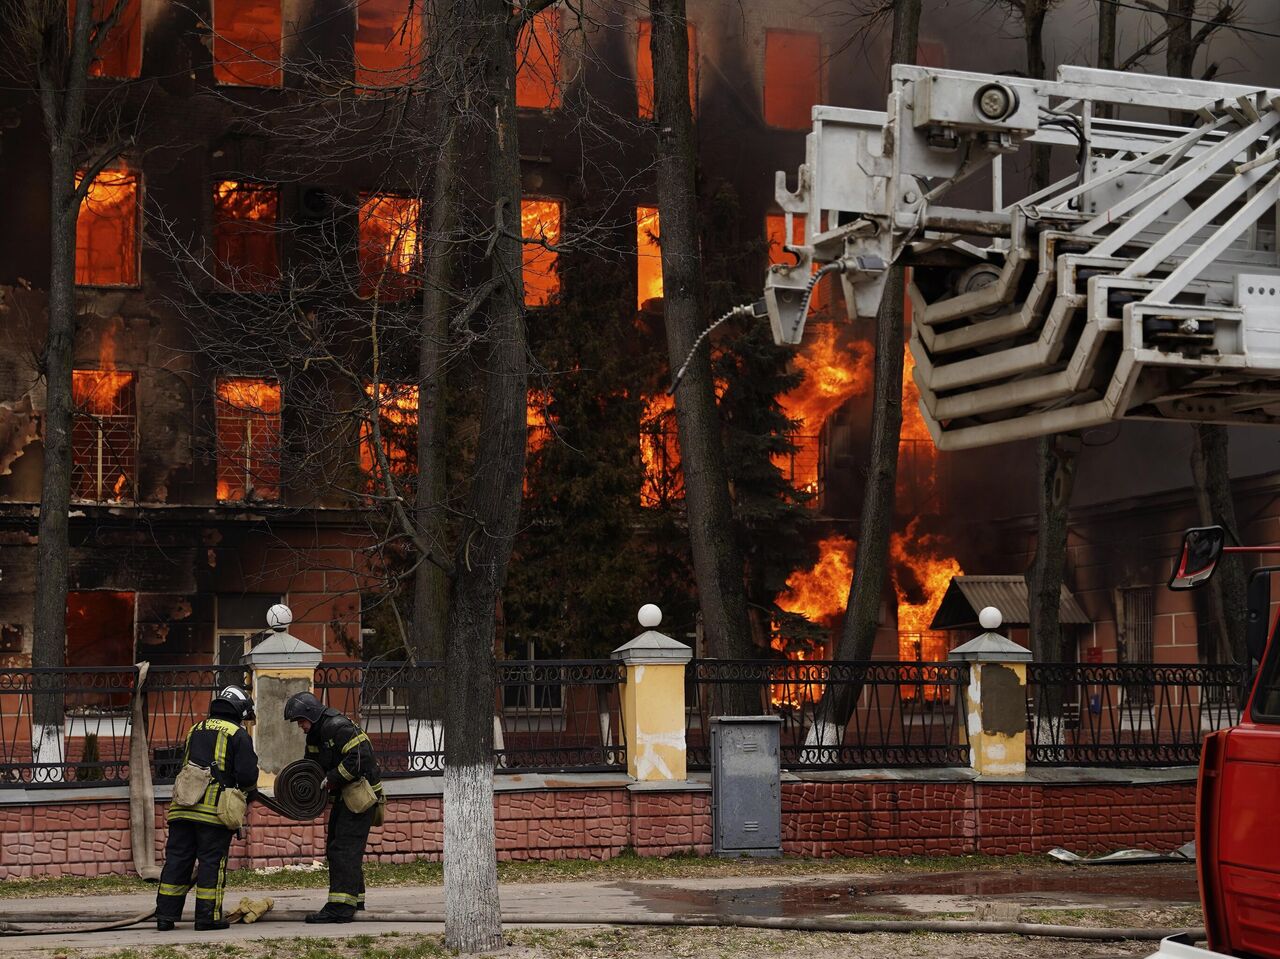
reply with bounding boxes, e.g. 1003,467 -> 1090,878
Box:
0,778 -> 1195,880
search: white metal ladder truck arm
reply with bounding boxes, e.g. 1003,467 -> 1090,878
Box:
765,64 -> 1280,451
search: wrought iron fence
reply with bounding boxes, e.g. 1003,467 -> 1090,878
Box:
146,665 -> 249,783
1027,662 -> 1251,766
313,660 -> 627,775
686,659 -> 970,769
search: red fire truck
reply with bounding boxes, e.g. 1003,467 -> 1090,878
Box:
1168,528 -> 1280,959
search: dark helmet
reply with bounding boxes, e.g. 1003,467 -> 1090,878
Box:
284,691 -> 327,724
213,685 -> 255,722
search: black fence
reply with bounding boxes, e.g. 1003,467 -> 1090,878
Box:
313,660 -> 627,775
1027,662 -> 1251,766
686,659 -> 970,769
0,665 -> 240,787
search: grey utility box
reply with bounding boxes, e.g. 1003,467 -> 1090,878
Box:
710,716 -> 783,857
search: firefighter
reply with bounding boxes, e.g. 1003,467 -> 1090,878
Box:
155,685 -> 258,932
283,691 -> 383,923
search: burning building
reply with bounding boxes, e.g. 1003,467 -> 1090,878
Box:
2,0 -> 1279,677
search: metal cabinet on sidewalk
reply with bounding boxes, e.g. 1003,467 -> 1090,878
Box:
710,716 -> 782,857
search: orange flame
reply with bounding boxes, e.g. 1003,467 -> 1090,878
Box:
215,378 -> 281,502
777,534 -> 854,626
522,200 -> 561,307
773,324 -> 871,493
636,206 -> 663,308
639,392 -> 681,507
359,382 -> 418,479
527,388 -> 551,456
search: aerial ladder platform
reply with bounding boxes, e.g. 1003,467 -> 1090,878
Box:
764,65 -> 1280,450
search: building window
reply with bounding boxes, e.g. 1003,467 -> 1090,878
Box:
75,168 -> 139,287
1118,585 -> 1155,706
212,0 -> 281,87
215,378 -> 282,502
358,194 -> 421,299
636,205 -> 662,309
763,30 -> 821,130
71,369 -> 136,502
516,7 -> 561,110
67,593 -> 136,710
636,19 -> 697,120
521,199 -> 561,307
73,0 -> 142,78
213,181 -> 279,291
639,392 -> 682,508
359,382 -> 418,490
354,0 -> 417,88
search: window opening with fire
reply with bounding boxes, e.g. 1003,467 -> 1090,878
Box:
354,0 -> 418,88
639,392 -> 682,508
358,194 -> 421,300
763,30 -> 821,131
516,8 -> 561,110
72,0 -> 142,78
359,382 -> 418,491
75,167 -> 140,287
213,181 -> 280,291
215,378 -> 282,502
524,387 -> 553,495
636,205 -> 662,309
213,0 -> 281,86
67,592 -> 135,708
71,369 -> 136,502
636,19 -> 697,119
522,199 -> 561,307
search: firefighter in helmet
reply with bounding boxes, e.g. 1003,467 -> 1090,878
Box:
284,691 -> 383,923
156,685 -> 259,932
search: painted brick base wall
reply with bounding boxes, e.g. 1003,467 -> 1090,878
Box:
0,779 -> 1195,880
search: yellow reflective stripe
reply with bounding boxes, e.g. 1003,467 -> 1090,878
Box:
214,729 -> 228,771
195,888 -> 218,901
158,883 -> 190,897
327,892 -> 359,905
168,808 -> 224,826
341,732 -> 369,754
306,745 -> 320,753
215,853 -> 227,920
337,764 -> 356,781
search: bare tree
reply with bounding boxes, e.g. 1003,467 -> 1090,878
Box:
649,0 -> 757,677
3,0 -> 138,770
836,0 -> 919,671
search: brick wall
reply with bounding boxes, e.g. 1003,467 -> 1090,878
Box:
0,777 -> 1195,880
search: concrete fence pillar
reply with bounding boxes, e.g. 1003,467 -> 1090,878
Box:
612,604 -> 692,782
947,606 -> 1032,777
245,604 -> 322,789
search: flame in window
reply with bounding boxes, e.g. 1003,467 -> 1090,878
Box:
72,0 -> 142,78
213,0 -> 281,87
215,378 -> 281,502
636,206 -> 662,308
636,19 -> 697,120
639,392 -> 681,507
521,199 -> 560,307
516,7 -> 561,110
75,168 -> 139,286
763,30 -> 821,131
355,0 -> 418,89
213,181 -> 279,291
72,370 -> 136,502
358,194 -> 421,299
359,382 -> 418,488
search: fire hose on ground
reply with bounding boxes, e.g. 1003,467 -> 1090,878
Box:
0,909 -> 1209,941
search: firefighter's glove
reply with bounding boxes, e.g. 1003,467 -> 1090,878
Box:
225,897 -> 274,924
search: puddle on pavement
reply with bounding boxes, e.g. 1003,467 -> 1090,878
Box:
621,865 -> 1200,919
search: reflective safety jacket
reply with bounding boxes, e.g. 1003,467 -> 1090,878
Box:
305,709 -> 382,795
168,715 -> 259,826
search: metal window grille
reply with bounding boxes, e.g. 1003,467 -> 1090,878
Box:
71,372 -> 136,502
1119,586 -> 1155,707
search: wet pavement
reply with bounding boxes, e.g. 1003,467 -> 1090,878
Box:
0,864 -> 1201,952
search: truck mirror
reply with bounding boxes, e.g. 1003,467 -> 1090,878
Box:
1169,526 -> 1226,591
1246,570 -> 1272,664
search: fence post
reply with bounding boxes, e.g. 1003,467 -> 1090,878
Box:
245,604 -> 322,789
947,606 -> 1031,777
612,604 -> 692,782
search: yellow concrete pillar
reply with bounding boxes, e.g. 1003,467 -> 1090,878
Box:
948,606 -> 1031,777
613,604 -> 693,782
244,605 -> 322,791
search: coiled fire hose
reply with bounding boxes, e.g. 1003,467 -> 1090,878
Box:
256,760 -> 330,821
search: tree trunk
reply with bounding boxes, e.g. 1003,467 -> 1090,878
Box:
1166,0 -> 1197,78
649,0 -> 756,686
32,0 -> 97,772
442,1 -> 527,952
1191,425 -> 1248,664
1096,0 -> 1117,119
824,0 -> 919,738
408,0 -> 461,770
1028,435 -> 1077,663
1024,0 -> 1052,192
